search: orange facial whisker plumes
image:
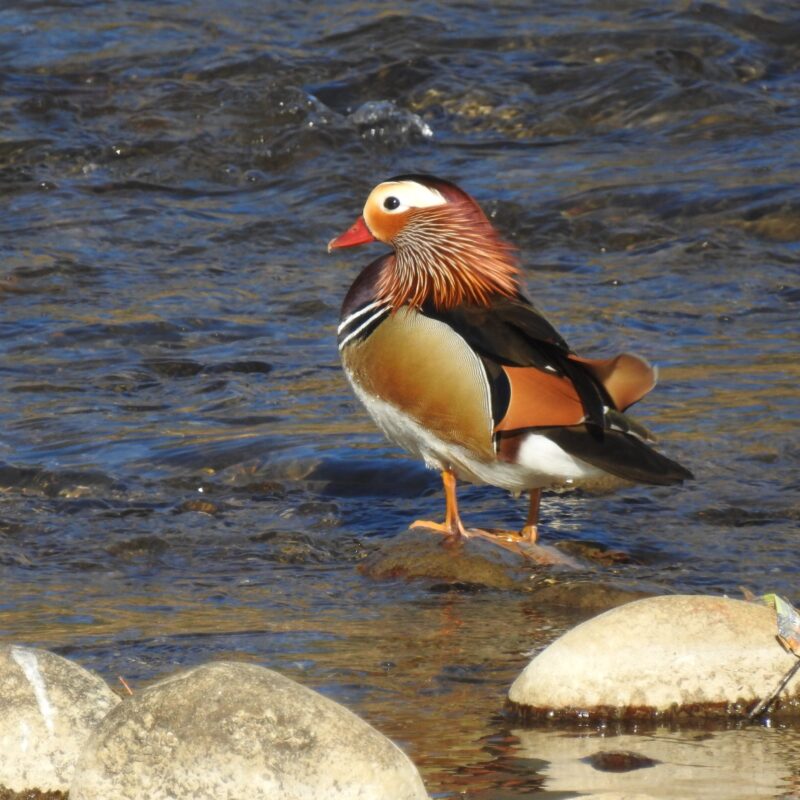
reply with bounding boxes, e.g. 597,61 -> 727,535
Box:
376,203 -> 520,310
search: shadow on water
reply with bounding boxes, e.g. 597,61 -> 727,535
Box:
0,0 -> 799,796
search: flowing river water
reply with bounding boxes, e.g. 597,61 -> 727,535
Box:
0,1 -> 798,797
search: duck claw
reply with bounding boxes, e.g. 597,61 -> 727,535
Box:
411,522 -> 580,567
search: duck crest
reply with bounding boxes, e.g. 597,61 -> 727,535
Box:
376,202 -> 521,311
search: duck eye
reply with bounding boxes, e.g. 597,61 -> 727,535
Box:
383,196 -> 401,211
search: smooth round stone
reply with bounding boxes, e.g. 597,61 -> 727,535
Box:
0,645 -> 120,792
71,661 -> 429,800
508,594 -> 800,717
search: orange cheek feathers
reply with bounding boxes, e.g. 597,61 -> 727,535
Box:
363,203 -> 410,244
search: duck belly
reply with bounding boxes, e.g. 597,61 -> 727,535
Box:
345,378 -> 618,493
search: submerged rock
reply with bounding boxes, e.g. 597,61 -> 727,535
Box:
525,578 -> 652,613
70,661 -> 429,800
582,750 -> 659,772
361,532 -> 658,610
0,645 -> 120,792
508,594 -> 800,719
360,529 -> 530,590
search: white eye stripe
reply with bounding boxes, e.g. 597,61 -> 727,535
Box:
369,180 -> 446,213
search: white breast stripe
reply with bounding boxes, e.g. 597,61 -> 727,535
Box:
338,301 -> 382,334
338,307 -> 389,350
479,360 -> 496,454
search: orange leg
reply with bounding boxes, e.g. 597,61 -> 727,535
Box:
410,480 -> 574,566
519,488 -> 541,543
411,468 -> 468,539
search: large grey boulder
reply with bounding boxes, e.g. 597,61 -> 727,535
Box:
71,661 -> 429,800
0,645 -> 120,792
509,594 -> 800,717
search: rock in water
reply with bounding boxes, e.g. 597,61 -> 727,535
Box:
0,645 -> 120,792
508,594 -> 800,718
70,661 -> 429,800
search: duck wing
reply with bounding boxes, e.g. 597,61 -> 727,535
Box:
421,296 -> 691,484
421,295 -> 611,432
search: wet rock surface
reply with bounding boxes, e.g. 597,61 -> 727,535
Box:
0,645 -> 119,793
525,578 -> 653,612
509,594 -> 800,720
359,530 -> 530,591
0,790 -> 66,800
362,531 -> 655,616
71,661 -> 429,800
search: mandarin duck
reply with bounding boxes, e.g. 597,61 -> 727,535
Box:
328,175 -> 692,555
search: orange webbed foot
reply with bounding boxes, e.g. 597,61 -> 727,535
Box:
464,527 -> 578,566
410,518 -> 468,540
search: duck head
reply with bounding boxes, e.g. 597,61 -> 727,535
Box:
328,174 -> 520,310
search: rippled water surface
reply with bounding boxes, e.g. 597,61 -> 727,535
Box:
1,1 -> 799,797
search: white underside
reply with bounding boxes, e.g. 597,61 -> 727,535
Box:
348,378 -> 623,494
